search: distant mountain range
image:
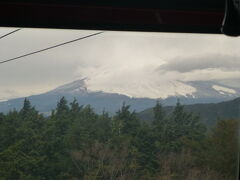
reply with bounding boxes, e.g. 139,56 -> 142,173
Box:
138,97 -> 240,128
0,79 -> 240,115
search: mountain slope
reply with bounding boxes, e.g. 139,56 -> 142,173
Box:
138,97 -> 240,127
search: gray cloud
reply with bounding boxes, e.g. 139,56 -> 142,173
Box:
1,28 -> 240,99
158,54 -> 240,73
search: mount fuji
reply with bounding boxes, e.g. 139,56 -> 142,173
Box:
0,79 -> 239,115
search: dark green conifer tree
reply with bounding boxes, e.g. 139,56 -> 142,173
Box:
153,100 -> 165,126
114,102 -> 140,136
56,97 -> 69,116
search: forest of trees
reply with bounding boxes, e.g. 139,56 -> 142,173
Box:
0,97 -> 238,180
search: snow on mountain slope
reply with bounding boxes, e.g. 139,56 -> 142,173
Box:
185,81 -> 240,98
212,85 -> 236,95
47,79 -> 88,94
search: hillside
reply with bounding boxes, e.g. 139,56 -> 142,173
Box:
138,97 -> 240,127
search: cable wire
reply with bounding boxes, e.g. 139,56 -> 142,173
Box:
0,28 -> 21,40
0,31 -> 104,65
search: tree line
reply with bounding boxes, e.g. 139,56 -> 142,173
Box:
0,97 -> 238,180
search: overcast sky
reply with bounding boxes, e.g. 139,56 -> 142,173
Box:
0,27 -> 240,100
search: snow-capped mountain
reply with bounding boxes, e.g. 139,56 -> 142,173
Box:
0,79 -> 156,114
0,79 -> 239,114
47,79 -> 88,95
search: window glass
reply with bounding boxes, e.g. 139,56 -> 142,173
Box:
0,28 -> 239,180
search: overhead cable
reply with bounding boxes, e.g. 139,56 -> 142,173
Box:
0,31 -> 104,65
0,28 -> 21,40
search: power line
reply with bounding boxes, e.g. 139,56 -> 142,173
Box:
0,31 -> 104,65
0,28 -> 21,40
